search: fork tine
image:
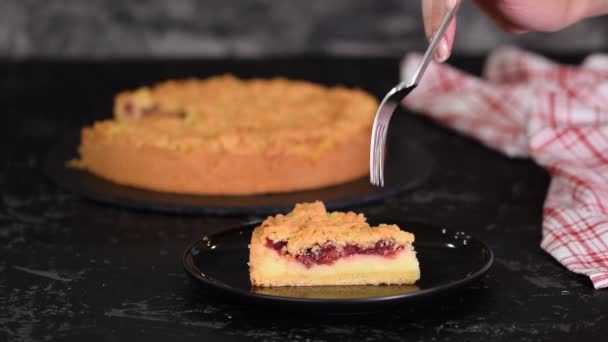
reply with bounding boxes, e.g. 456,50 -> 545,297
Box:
378,122 -> 387,186
370,122 -> 379,185
370,114 -> 380,184
370,119 -> 382,185
378,122 -> 388,186
370,107 -> 392,187
372,124 -> 380,184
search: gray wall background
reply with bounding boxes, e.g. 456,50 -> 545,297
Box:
1,0 -> 607,59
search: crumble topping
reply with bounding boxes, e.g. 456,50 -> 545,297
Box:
85,75 -> 377,156
257,201 -> 414,256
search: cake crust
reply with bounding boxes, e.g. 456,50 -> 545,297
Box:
73,75 -> 377,195
253,201 -> 414,255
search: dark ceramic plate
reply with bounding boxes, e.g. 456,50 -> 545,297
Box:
44,131 -> 433,216
183,220 -> 493,312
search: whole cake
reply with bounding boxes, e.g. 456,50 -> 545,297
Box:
73,75 -> 378,195
249,201 -> 420,287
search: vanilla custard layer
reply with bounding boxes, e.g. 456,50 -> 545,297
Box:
250,246 -> 420,287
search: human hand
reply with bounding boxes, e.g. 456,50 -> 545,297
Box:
422,0 -> 608,62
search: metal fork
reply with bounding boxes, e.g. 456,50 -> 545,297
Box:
370,3 -> 459,186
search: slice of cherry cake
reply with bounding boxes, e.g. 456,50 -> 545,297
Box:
249,201 -> 420,287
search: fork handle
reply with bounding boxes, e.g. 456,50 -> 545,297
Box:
408,3 -> 460,87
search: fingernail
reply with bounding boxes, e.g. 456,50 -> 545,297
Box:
434,38 -> 449,63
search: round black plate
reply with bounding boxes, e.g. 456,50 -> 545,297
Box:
44,130 -> 433,216
183,220 -> 493,311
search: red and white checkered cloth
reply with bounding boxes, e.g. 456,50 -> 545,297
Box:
401,47 -> 608,289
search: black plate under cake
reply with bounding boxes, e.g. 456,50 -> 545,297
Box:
183,219 -> 494,312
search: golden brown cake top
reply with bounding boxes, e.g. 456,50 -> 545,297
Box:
87,75 -> 377,156
256,201 -> 414,255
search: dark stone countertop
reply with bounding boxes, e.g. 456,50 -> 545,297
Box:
1,57 -> 606,342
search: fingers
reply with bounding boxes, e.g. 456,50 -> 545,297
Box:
471,0 -> 529,33
422,0 -> 461,63
471,0 -> 590,33
421,0 -> 437,41
435,16 -> 456,62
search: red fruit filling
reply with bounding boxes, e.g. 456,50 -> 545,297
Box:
122,101 -> 157,119
123,102 -> 136,118
265,238 -> 403,268
265,238 -> 287,251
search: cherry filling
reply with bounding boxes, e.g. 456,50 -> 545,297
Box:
122,101 -> 158,119
265,238 -> 404,268
265,238 -> 287,251
124,102 -> 135,117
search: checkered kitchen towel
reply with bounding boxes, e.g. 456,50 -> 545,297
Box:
401,47 -> 608,289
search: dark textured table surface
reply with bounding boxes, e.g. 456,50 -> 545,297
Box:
1,56 -> 607,342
